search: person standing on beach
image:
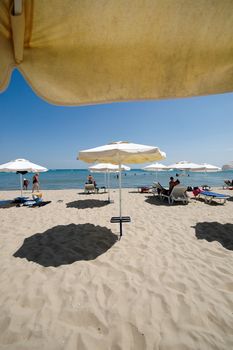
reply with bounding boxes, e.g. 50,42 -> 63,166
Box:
32,173 -> 40,192
23,178 -> 30,190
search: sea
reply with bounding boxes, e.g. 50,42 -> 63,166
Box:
0,169 -> 233,191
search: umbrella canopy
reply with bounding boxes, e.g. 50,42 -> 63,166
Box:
79,141 -> 166,237
0,158 -> 48,197
191,163 -> 221,172
168,161 -> 204,171
222,162 -> 233,171
89,163 -> 130,172
143,163 -> 168,171
143,162 -> 169,180
1,0 -> 233,105
0,158 -> 48,173
89,163 -> 130,202
79,141 -> 166,164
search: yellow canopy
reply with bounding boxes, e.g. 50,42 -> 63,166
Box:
1,0 -> 233,105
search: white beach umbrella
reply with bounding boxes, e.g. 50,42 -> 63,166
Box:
89,163 -> 130,172
88,163 -> 131,202
167,161 -> 204,171
0,158 -> 48,197
222,162 -> 233,171
143,162 -> 169,180
79,141 -> 166,237
191,163 -> 221,172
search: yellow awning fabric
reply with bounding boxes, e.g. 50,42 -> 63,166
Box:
1,0 -> 233,105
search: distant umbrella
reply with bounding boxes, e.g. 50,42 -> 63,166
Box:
191,163 -> 221,172
167,161 -> 204,171
0,158 -> 48,197
88,163 -> 130,202
222,162 -> 233,171
143,162 -> 169,180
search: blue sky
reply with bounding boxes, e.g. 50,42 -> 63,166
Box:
0,69 -> 233,169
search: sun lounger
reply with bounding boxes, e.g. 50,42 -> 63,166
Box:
84,183 -> 98,194
162,185 -> 189,204
198,191 -> 229,204
151,182 -> 166,197
13,196 -> 29,203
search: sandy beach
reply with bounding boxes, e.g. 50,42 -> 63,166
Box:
0,188 -> 233,350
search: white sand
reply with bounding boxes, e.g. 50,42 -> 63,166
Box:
0,188 -> 233,350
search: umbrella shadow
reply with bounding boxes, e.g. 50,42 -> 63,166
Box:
193,222 -> 233,251
66,199 -> 110,209
0,200 -> 18,209
145,196 -> 172,206
13,223 -> 118,267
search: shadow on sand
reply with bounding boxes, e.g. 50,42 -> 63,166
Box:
145,196 -> 170,206
0,200 -> 18,209
194,222 -> 233,251
145,196 -> 188,206
78,191 -> 107,196
66,199 -> 110,209
13,223 -> 118,267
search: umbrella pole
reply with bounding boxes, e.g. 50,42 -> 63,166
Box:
20,173 -> 23,198
107,170 -> 110,202
119,162 -> 122,218
104,171 -> 107,187
110,163 -> 130,239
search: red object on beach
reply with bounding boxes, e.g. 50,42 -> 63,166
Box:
140,187 -> 150,193
193,188 -> 202,197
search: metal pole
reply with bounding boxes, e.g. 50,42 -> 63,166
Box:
104,172 -> 107,188
107,170 -> 110,202
20,173 -> 23,197
119,162 -> 122,218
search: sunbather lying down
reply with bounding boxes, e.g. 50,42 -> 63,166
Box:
20,192 -> 51,207
23,198 -> 51,207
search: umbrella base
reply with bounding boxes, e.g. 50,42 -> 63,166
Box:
110,216 -> 131,238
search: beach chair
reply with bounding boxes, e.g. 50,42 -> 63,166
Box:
84,183 -> 97,194
198,191 -> 229,204
151,182 -> 166,197
162,185 -> 189,204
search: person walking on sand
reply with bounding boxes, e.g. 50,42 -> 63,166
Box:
32,173 -> 40,192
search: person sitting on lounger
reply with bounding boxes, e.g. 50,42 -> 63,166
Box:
87,174 -> 94,184
167,176 -> 180,194
157,177 -> 180,196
